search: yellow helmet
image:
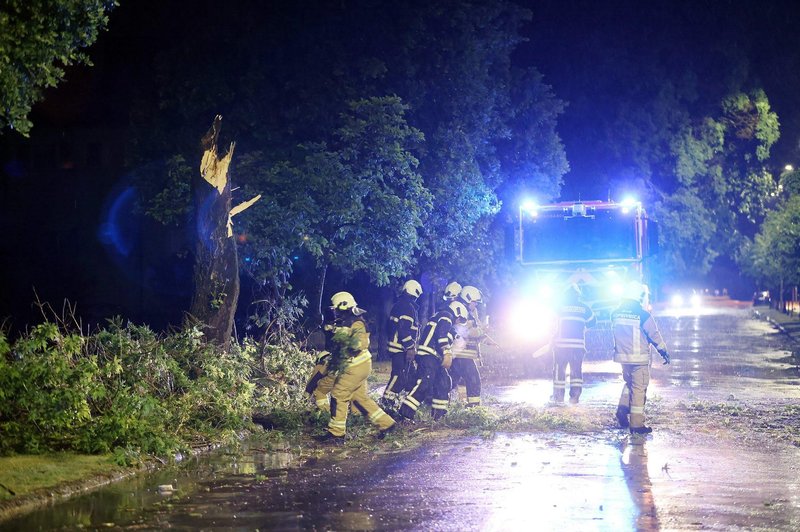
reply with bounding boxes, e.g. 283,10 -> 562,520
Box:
330,291 -> 365,315
460,285 -> 482,304
443,281 -> 462,301
402,279 -> 423,298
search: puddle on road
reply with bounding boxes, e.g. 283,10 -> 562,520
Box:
11,431 -> 800,531
491,308 -> 800,408
0,447 -> 296,530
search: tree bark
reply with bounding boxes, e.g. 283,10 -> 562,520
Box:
314,261 -> 329,326
189,116 -> 240,345
377,286 -> 394,360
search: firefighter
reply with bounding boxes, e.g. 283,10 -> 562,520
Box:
611,281 -> 670,444
399,300 -> 468,421
304,306 -> 340,412
551,284 -> 596,404
441,281 -> 462,307
305,352 -> 335,412
314,292 -> 396,443
380,280 -> 423,411
450,285 -> 486,407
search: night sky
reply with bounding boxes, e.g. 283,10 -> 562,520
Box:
2,0 -> 799,331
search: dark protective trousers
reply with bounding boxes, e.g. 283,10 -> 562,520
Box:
450,357 -> 481,406
552,347 -> 586,402
399,355 -> 452,420
382,351 -> 414,403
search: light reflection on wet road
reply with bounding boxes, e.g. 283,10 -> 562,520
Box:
5,306 -> 800,531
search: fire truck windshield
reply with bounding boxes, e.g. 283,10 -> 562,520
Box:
522,209 -> 638,263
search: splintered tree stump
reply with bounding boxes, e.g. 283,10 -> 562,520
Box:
189,116 -> 261,345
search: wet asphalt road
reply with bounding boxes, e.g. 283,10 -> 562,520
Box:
5,304 -> 800,531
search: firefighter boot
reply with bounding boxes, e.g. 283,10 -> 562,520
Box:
615,406 -> 630,428
314,431 -> 345,445
376,424 -> 397,440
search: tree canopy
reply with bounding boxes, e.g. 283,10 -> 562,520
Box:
742,194 -> 800,297
136,0 -> 568,311
658,89 -> 779,280
236,97 -> 431,301
0,0 -> 116,136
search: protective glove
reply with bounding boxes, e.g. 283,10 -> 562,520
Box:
405,347 -> 416,364
659,349 -> 671,365
442,353 -> 453,370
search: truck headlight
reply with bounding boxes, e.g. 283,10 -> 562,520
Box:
507,300 -> 555,343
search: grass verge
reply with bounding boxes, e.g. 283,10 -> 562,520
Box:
0,454 -> 127,502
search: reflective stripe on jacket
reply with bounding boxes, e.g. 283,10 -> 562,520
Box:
452,318 -> 483,359
554,302 -> 596,349
611,300 -> 667,365
387,296 -> 419,354
418,309 -> 456,359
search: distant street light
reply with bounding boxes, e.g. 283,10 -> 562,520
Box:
785,164 -> 794,172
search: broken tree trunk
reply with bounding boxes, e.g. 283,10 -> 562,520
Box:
189,115 -> 260,345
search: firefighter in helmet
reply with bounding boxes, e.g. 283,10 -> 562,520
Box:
551,283 -> 596,404
381,280 -> 422,411
611,281 -> 670,444
304,305 -> 341,412
399,299 -> 468,421
440,281 -> 462,308
450,285 -> 486,407
314,292 -> 396,443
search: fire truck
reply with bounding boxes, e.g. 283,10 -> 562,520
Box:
500,198 -> 659,359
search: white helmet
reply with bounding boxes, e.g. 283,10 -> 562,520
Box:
402,279 -> 423,298
330,291 -> 365,315
460,285 -> 482,304
448,300 -> 468,321
443,281 -> 462,301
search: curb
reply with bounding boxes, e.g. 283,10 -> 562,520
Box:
0,467 -> 140,523
0,438 -> 236,524
752,310 -> 800,351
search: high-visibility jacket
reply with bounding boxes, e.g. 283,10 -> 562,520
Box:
330,317 -> 372,369
611,299 -> 667,365
554,300 -> 596,350
417,309 -> 456,360
387,295 -> 419,354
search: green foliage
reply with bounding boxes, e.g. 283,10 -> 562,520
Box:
780,169 -> 800,197
249,339 -> 315,431
0,319 -> 255,460
393,2 -> 567,284
144,156 -> 193,226
442,405 -> 500,432
742,195 -> 800,291
653,189 -> 718,278
327,327 -> 363,375
659,89 -> 780,279
247,292 -> 308,344
0,0 -> 117,136
238,96 -> 432,288
132,1 -> 567,301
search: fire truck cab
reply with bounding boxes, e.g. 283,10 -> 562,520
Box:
500,198 -> 659,358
